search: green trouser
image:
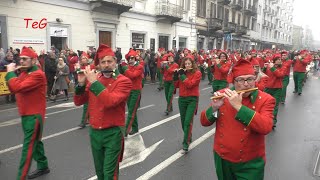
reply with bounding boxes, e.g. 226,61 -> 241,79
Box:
212,80 -> 228,93
200,66 -> 205,80
293,72 -> 305,93
214,151 -> 265,180
125,90 -> 141,134
157,68 -> 163,88
178,96 -> 198,150
264,88 -> 282,126
17,115 -> 48,180
207,68 -> 213,83
89,127 -> 124,180
280,76 -> 289,102
81,103 -> 88,124
164,81 -> 175,112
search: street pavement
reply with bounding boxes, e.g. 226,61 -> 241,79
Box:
1,73 -> 320,180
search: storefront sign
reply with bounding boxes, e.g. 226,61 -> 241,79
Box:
13,38 -> 45,44
50,27 -> 68,37
0,72 -> 10,95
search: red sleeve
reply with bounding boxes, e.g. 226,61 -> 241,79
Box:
255,76 -> 268,91
7,72 -> 45,94
124,65 -> 143,79
182,71 -> 201,88
272,66 -> 287,78
94,78 -> 132,108
168,63 -> 179,73
218,62 -> 231,74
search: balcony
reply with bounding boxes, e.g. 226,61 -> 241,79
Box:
155,2 -> 183,24
251,6 -> 258,16
223,22 -> 237,33
89,0 -> 133,15
244,5 -> 252,15
235,25 -> 247,35
231,0 -> 243,11
207,18 -> 223,32
217,0 -> 232,5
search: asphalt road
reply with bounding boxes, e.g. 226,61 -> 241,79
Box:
1,73 -> 320,180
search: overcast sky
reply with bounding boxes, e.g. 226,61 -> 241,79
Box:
293,0 -> 319,40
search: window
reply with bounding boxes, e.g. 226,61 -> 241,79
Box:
238,13 -> 241,25
242,15 -> 246,26
210,2 -> 217,18
247,16 -> 250,28
217,5 -> 224,19
179,37 -> 187,49
225,8 -> 229,21
232,10 -> 236,23
132,33 -> 145,50
197,0 -> 206,17
181,0 -> 190,11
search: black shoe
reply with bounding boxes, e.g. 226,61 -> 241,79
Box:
128,130 -> 138,135
28,168 -> 50,179
293,91 -> 297,93
298,93 -> 302,96
208,82 -> 212,85
78,123 -> 86,129
165,110 -> 169,116
272,125 -> 276,130
64,96 -> 69,101
280,101 -> 285,104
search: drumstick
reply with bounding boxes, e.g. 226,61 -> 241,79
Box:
210,87 -> 258,100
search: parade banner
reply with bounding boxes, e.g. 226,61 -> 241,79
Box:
0,72 -> 10,95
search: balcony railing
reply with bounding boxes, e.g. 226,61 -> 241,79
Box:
236,25 -> 247,35
231,0 -> 243,10
89,0 -> 133,15
155,2 -> 183,23
217,0 -> 231,5
208,18 -> 223,32
223,22 -> 237,33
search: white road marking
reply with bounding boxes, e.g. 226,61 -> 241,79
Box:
0,105 -> 155,155
136,128 -> 216,180
139,114 -> 180,133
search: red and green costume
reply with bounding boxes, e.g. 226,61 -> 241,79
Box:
163,62 -> 179,112
280,58 -> 293,103
263,65 -> 287,126
293,55 -> 311,94
156,55 -> 165,89
74,69 -> 132,180
211,60 -> 231,92
206,58 -> 213,84
123,63 -> 144,134
175,70 -> 201,150
198,54 -> 206,80
200,89 -> 275,179
5,65 -> 49,180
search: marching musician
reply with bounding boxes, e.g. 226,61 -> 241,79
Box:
198,49 -> 206,80
263,54 -> 287,129
293,50 -> 312,95
162,52 -> 179,116
74,44 -> 132,180
280,51 -> 293,104
200,59 -> 275,180
122,49 -> 144,136
206,51 -> 214,85
173,57 -> 201,153
5,46 -> 50,179
75,51 -> 95,129
252,59 -> 269,91
211,52 -> 232,93
156,48 -> 166,91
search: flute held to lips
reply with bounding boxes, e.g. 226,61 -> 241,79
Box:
210,87 -> 258,100
4,65 -> 30,71
77,69 -> 114,74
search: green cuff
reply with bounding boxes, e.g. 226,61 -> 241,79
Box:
217,64 -> 222,68
270,67 -> 276,72
75,85 -> 86,95
235,105 -> 256,126
205,107 -> 217,123
165,65 -> 169,70
180,74 -> 187,81
90,81 -> 106,96
122,66 -> 128,72
5,71 -> 17,81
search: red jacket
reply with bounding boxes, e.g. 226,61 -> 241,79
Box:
157,56 -> 165,68
163,63 -> 179,81
68,55 -> 78,73
264,66 -> 287,89
212,61 -> 231,80
200,90 -> 275,163
282,59 -> 293,76
293,56 -> 311,72
255,76 -> 269,91
124,64 -> 143,90
178,70 -> 201,97
198,55 -> 205,65
74,74 -> 132,129
5,66 -> 47,119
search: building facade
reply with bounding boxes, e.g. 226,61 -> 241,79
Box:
0,0 -> 197,53
292,25 -> 303,50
